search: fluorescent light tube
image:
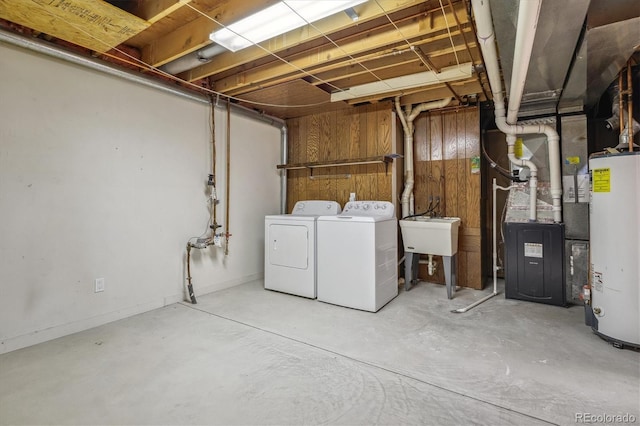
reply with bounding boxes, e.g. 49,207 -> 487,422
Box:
330,62 -> 475,102
210,0 -> 368,52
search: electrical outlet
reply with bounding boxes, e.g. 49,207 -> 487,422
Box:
95,278 -> 105,293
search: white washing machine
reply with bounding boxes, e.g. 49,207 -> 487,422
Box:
264,200 -> 341,298
317,201 -> 398,312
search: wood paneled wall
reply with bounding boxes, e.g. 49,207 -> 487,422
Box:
285,102 -> 399,212
412,106 -> 483,289
284,103 -> 482,289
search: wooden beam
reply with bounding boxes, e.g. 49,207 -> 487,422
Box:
397,80 -> 483,105
141,0 -> 280,67
180,0 -> 436,81
218,25 -> 473,97
200,4 -> 469,94
310,33 -> 477,89
0,0 -> 149,53
310,54 -> 422,86
134,0 -> 192,24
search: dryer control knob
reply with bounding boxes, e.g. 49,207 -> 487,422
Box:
362,203 -> 370,210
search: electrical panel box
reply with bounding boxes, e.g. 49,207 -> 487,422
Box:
503,222 -> 566,307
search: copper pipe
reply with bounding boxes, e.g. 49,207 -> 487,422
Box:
627,59 -> 633,150
619,72 -> 624,136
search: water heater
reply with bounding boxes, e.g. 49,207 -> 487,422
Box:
589,152 -> 640,348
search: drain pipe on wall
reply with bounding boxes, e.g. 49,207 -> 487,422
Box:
473,0 -> 562,223
396,96 -> 452,218
453,178 -> 513,313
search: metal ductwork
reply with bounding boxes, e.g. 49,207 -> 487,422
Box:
490,0 -> 590,118
159,43 -> 226,75
490,0 -> 640,117
560,0 -> 640,113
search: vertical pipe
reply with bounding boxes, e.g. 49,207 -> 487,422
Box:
619,72 -> 625,138
396,96 -> 452,218
472,0 -> 562,223
452,177 -> 506,313
225,100 -> 231,256
627,60 -> 634,150
493,178 -> 498,294
506,0 -> 542,125
281,125 -> 288,214
210,97 -> 218,231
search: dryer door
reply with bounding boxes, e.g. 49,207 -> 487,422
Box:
267,223 -> 309,269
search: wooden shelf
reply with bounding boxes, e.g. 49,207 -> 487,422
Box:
277,154 -> 399,171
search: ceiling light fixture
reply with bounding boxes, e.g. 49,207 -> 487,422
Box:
210,0 -> 368,52
344,7 -> 359,22
330,62 -> 475,102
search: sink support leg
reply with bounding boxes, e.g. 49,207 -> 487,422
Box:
404,252 -> 420,291
443,254 -> 458,299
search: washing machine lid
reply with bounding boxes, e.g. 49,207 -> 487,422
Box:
265,214 -> 318,223
290,200 -> 341,216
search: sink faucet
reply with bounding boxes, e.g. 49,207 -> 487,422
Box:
430,197 -> 441,217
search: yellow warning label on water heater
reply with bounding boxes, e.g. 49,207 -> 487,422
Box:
592,168 -> 610,192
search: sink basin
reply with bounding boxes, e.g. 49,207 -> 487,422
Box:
399,217 -> 461,256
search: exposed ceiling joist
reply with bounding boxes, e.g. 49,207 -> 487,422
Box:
134,0 -> 193,24
0,0 -> 493,118
199,2 -> 469,96
0,0 -> 149,53
181,0 -> 458,82
141,0 -> 279,67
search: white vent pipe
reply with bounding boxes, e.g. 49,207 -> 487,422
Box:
396,97 -> 452,218
472,0 -> 562,223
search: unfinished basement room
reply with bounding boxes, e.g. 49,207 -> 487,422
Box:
0,0 -> 638,425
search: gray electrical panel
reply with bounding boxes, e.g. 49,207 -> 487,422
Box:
504,222 -> 566,307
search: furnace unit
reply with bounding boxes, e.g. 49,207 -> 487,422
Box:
503,222 -> 566,307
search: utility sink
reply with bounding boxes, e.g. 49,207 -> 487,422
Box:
399,217 -> 461,256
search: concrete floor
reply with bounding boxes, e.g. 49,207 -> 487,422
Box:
1,279 -> 638,425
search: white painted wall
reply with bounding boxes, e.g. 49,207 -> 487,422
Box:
0,43 -> 282,354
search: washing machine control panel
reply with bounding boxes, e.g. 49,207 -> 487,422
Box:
342,201 -> 395,218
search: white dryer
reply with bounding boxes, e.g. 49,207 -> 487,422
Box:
317,201 -> 398,312
264,200 -> 341,298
